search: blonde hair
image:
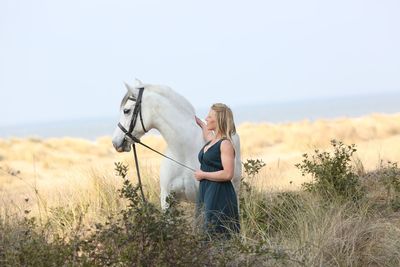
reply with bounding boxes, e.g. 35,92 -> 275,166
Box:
211,103 -> 236,142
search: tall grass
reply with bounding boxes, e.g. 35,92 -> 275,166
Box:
237,149 -> 400,266
1,113 -> 400,265
1,153 -> 400,265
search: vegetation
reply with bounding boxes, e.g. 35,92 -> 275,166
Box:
296,140 -> 364,202
1,136 -> 400,266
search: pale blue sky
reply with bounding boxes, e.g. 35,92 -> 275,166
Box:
1,0 -> 399,127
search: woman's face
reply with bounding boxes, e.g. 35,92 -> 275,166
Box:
205,109 -> 217,131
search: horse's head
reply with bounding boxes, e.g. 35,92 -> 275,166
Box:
112,79 -> 153,152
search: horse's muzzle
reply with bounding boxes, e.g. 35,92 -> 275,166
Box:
113,139 -> 131,153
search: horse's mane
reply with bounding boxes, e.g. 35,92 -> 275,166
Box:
120,84 -> 196,117
149,85 -> 195,115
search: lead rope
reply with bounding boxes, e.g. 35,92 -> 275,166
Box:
134,139 -> 196,172
130,139 -> 196,203
132,142 -> 146,202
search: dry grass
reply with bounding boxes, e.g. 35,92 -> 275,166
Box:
238,112 -> 400,190
1,112 -> 400,215
1,112 -> 400,265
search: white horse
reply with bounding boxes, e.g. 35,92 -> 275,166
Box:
112,80 -> 242,209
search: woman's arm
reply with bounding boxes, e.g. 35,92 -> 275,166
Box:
194,140 -> 235,182
195,116 -> 214,142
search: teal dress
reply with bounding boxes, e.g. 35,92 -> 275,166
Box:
196,139 -> 240,237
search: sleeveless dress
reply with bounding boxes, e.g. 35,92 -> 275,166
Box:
196,139 -> 240,237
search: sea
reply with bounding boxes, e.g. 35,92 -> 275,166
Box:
1,93 -> 399,140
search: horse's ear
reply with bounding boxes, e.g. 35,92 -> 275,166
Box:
134,78 -> 143,88
124,82 -> 138,97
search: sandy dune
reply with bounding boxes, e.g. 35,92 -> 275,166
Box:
1,112 -> 400,210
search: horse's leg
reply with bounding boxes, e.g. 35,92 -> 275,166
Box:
184,175 -> 198,203
160,186 -> 169,210
159,157 -> 172,210
160,177 -> 183,209
169,177 -> 185,199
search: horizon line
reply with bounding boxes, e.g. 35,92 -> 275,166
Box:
1,91 -> 399,128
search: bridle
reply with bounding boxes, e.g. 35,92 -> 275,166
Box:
116,87 -> 196,202
117,87 -> 147,143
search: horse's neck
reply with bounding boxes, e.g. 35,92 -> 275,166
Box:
151,98 -> 201,158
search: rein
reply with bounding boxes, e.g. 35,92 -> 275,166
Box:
117,87 -> 196,202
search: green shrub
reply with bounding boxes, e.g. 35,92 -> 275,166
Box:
240,159 -> 266,221
0,216 -> 74,266
379,160 -> 400,211
243,158 -> 266,178
296,140 -> 364,202
241,158 -> 266,194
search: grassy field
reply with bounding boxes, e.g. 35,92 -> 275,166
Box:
1,112 -> 400,266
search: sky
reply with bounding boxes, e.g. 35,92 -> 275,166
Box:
0,0 -> 399,127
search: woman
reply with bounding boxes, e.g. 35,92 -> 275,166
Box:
194,103 -> 240,238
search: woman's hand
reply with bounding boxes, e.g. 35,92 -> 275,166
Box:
194,170 -> 206,181
195,116 -> 206,129
195,115 -> 214,141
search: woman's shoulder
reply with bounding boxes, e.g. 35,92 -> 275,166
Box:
220,139 -> 234,150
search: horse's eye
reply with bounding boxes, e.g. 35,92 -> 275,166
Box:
123,109 -> 130,114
